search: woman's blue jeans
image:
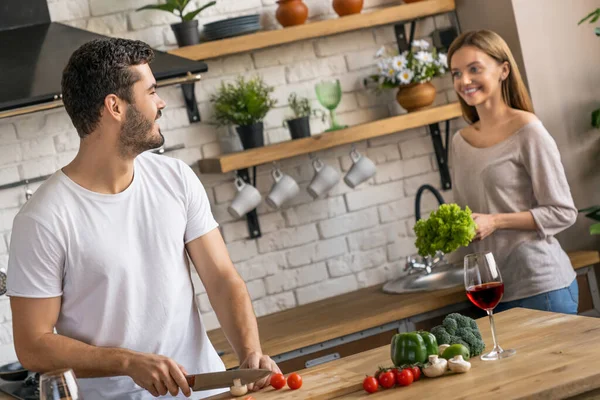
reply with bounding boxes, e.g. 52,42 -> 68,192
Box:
494,278 -> 579,315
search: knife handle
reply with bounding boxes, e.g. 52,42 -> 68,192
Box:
185,375 -> 195,388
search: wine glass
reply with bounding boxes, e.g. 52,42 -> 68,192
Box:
464,252 -> 516,361
315,79 -> 347,131
39,369 -> 83,400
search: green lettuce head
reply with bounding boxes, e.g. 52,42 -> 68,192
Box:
414,204 -> 477,257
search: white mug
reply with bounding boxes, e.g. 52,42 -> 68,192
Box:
307,158 -> 340,198
344,148 -> 377,188
227,177 -> 262,218
266,168 -> 299,209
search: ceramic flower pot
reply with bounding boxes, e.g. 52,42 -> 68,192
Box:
332,0 -> 364,17
236,122 -> 265,149
171,20 -> 200,47
276,0 -> 309,27
286,116 -> 311,139
396,82 -> 437,112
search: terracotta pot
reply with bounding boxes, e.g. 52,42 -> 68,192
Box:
332,0 -> 364,17
276,0 -> 309,27
396,82 -> 437,112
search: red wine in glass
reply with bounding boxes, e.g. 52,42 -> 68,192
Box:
464,252 -> 516,360
466,282 -> 504,310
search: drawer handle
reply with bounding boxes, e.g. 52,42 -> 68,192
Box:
305,353 -> 340,368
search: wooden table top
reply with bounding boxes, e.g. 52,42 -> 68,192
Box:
209,251 -> 600,369
208,307 -> 600,400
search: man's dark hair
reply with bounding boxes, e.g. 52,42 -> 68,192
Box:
61,38 -> 154,138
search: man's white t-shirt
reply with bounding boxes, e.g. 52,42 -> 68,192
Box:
7,152 -> 227,399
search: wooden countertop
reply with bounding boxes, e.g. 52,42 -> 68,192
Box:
208,307 -> 600,399
209,250 -> 600,369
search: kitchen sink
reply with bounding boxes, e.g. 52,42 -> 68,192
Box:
382,263 -> 464,294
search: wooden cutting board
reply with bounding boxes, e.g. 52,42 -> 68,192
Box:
204,365 -> 362,400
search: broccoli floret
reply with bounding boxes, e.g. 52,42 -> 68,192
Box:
442,317 -> 458,335
431,313 -> 485,356
431,325 -> 452,344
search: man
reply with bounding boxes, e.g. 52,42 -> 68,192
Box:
6,38 -> 279,399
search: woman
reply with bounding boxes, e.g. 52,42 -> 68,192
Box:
447,30 -> 579,314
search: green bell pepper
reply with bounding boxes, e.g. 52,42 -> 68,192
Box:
390,331 -> 439,366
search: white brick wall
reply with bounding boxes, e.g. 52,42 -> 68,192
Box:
0,0 -> 458,361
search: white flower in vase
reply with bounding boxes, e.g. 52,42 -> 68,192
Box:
438,53 -> 448,68
415,51 -> 434,63
398,69 -> 414,84
412,39 -> 430,49
391,55 -> 408,71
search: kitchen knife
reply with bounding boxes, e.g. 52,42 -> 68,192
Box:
185,369 -> 271,391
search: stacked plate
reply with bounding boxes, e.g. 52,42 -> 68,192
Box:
203,14 -> 261,41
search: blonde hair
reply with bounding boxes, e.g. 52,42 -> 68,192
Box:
447,30 -> 533,124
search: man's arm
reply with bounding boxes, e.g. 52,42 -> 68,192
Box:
11,296 -> 191,397
186,228 -> 280,389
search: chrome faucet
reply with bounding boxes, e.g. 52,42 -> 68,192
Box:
405,184 -> 447,275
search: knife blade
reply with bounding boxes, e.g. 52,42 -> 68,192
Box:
185,369 -> 272,391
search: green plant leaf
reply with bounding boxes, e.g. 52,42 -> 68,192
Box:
591,222 -> 600,235
136,3 -> 178,13
592,108 -> 600,128
578,9 -> 600,25
183,0 -> 216,21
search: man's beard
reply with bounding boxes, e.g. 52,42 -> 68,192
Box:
119,104 -> 164,158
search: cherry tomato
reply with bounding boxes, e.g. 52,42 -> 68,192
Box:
410,366 -> 421,381
363,376 -> 379,393
270,373 -> 286,390
395,368 -> 414,387
287,373 -> 302,390
377,371 -> 395,389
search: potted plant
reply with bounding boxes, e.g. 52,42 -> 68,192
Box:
210,76 -> 277,149
580,206 -> 600,235
367,40 -> 448,112
284,93 -> 313,139
136,0 -> 217,47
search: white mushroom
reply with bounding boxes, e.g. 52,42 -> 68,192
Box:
448,355 -> 471,373
230,378 -> 248,397
422,354 -> 448,378
438,344 -> 450,355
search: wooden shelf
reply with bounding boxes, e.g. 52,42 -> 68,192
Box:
168,0 -> 455,61
198,102 -> 463,174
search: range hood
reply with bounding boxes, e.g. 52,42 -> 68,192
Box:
0,0 -> 207,120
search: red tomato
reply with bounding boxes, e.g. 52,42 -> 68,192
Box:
287,373 -> 302,390
270,373 -> 286,390
377,371 -> 395,389
362,376 -> 379,393
410,366 -> 421,381
395,368 -> 414,387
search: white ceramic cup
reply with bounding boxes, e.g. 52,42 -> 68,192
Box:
344,148 -> 377,188
266,168 -> 300,209
227,176 -> 262,218
307,158 -> 340,198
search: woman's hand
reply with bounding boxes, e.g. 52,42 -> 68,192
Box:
471,213 -> 498,241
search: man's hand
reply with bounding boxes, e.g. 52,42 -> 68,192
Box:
239,352 -> 281,391
125,352 -> 191,398
471,213 -> 497,241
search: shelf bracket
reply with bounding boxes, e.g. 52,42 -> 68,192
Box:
237,168 -> 262,239
394,20 -> 416,53
428,121 -> 452,191
181,83 -> 201,123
